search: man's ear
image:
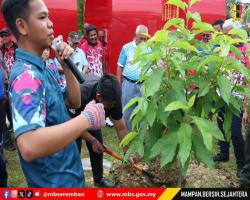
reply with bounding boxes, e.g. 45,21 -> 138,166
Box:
16,18 -> 28,36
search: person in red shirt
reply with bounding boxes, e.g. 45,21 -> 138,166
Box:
79,24 -> 105,76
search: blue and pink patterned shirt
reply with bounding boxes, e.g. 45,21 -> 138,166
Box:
8,48 -> 84,188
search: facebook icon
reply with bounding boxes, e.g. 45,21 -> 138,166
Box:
2,190 -> 10,198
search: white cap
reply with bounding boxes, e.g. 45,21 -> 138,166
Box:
135,25 -> 148,34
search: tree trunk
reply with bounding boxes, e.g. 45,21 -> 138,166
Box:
77,0 -> 85,36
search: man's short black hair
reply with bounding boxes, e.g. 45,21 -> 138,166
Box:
97,74 -> 121,105
212,19 -> 224,30
1,0 -> 31,39
86,24 -> 97,36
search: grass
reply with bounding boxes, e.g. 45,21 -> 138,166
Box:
4,127 -> 241,188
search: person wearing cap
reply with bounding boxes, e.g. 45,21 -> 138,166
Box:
79,24 -> 105,77
117,24 -> 149,132
0,28 -> 18,74
67,31 -> 89,75
0,27 -> 17,152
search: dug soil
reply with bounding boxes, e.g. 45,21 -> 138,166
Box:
110,160 -> 239,188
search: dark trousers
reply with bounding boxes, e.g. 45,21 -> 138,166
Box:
2,99 -> 14,147
217,110 -> 245,169
0,99 -> 8,187
6,99 -> 12,128
76,130 -> 103,183
240,124 -> 250,187
0,99 -> 5,154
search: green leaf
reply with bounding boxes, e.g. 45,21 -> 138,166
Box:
123,97 -> 140,113
148,30 -> 168,43
160,131 -> 179,167
230,45 -> 242,59
188,95 -> 196,108
189,0 -> 200,8
219,43 -> 230,57
192,22 -> 214,35
149,135 -> 168,158
150,130 -> 177,159
192,134 -> 214,169
158,104 -> 171,127
144,68 -> 166,97
229,96 -> 242,117
228,28 -> 248,40
217,76 -> 232,105
229,38 -> 245,45
198,82 -> 210,97
192,116 -> 224,151
170,80 -> 187,103
180,156 -> 190,177
167,0 -> 187,11
119,131 -> 138,147
190,12 -> 201,22
178,123 -> 192,168
146,101 -> 157,127
131,111 -> 142,130
164,101 -> 189,112
163,18 -> 185,30
172,41 -> 199,53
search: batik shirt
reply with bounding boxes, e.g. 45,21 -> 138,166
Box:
80,40 -> 104,77
2,42 -> 16,75
229,43 -> 250,99
9,48 -> 84,187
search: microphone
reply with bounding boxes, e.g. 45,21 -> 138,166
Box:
52,37 -> 84,84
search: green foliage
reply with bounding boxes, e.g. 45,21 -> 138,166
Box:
122,0 -> 250,177
77,0 -> 84,36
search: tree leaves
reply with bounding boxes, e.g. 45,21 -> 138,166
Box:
144,68 -> 166,97
165,101 -> 189,112
189,0 -> 200,8
228,28 -> 248,40
178,123 -> 192,168
120,131 -> 138,147
217,76 -> 232,105
164,18 -> 185,30
170,80 -> 187,103
172,41 -> 199,53
192,134 -> 214,169
192,116 -> 224,151
146,100 -> 157,127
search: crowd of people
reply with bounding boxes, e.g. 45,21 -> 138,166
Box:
0,0 -> 250,188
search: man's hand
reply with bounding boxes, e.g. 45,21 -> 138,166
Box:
90,138 -> 104,154
81,100 -> 106,130
51,36 -> 73,66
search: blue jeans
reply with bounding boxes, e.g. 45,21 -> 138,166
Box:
217,110 -> 245,169
122,79 -> 142,132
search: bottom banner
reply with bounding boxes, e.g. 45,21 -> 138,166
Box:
0,188 -> 249,200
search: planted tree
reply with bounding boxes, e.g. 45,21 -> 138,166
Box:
120,0 -> 250,180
